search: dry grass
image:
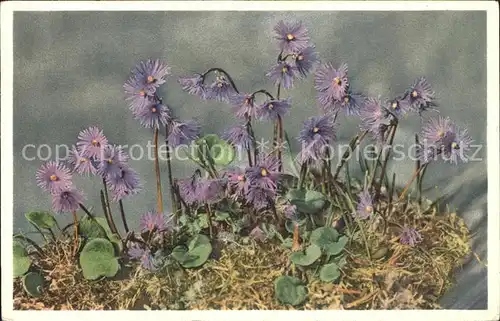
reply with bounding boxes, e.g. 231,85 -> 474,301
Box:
14,198 -> 472,310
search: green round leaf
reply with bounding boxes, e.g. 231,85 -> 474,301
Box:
319,263 -> 341,282
171,234 -> 212,268
194,134 -> 235,166
109,233 -> 123,255
290,244 -> 322,266
25,211 -> 57,230
13,241 -> 31,277
274,275 -> 307,306
22,272 -> 44,297
325,235 -> 348,256
95,217 -> 113,237
79,238 -> 119,280
286,189 -> 327,214
79,216 -> 108,239
310,227 -> 340,253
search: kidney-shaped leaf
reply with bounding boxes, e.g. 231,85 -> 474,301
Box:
171,234 -> 212,268
194,134 -> 235,166
286,189 -> 327,214
310,227 -> 340,253
79,238 -> 119,280
319,263 -> 341,282
274,275 -> 307,306
13,241 -> 31,278
290,244 -> 322,266
25,211 -> 57,230
22,272 -> 44,297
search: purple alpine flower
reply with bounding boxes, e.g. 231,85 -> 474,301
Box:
224,167 -> 249,200
230,93 -> 258,119
298,115 -> 336,162
440,123 -> 473,165
420,116 -> 454,145
132,97 -> 172,129
283,203 -> 298,221
359,97 -> 389,143
293,46 -> 319,78
266,61 -> 297,89
399,227 -> 423,246
355,188 -> 374,219
207,74 -> 236,102
257,99 -> 291,121
387,95 -> 411,116
106,164 -> 141,201
51,187 -> 84,213
127,243 -> 157,271
68,147 -> 97,176
333,92 -> 366,116
123,76 -> 150,112
198,178 -> 226,204
97,145 -> 129,178
167,119 -> 201,147
405,77 -> 436,114
246,155 -> 280,191
315,62 -> 349,108
274,20 -> 310,53
77,126 -> 108,159
36,161 -> 73,194
178,73 -> 208,99
130,59 -> 170,95
222,123 -> 253,150
245,185 -> 275,210
139,211 -> 174,233
177,173 -> 203,205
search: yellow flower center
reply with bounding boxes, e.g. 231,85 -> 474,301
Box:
451,142 -> 458,149
411,90 -> 418,98
91,139 -> 98,146
244,98 -> 250,105
344,96 -> 350,103
268,103 -> 274,110
437,130 -> 444,137
392,102 -> 398,109
286,33 -> 295,41
49,174 -> 58,181
151,107 -> 157,113
365,205 -> 373,213
139,90 -> 146,97
107,159 -> 113,164
237,175 -> 245,182
261,168 -> 268,177
147,75 -> 154,83
313,127 -> 319,133
297,54 -> 304,61
81,158 -> 88,163
333,77 -> 341,85
282,66 -> 288,73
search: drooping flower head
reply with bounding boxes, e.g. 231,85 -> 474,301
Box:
127,243 -> 157,271
167,119 -> 201,147
387,95 -> 411,116
230,93 -> 258,119
257,99 -> 291,121
131,97 -> 172,129
405,77 -> 436,114
36,161 -> 73,194
51,187 -> 84,213
315,62 -> 349,108
440,123 -> 473,165
129,59 -> 170,95
283,203 -> 298,221
298,115 -> 336,162
293,46 -> 319,78
333,92 -> 366,116
106,164 -> 141,201
207,74 -> 236,102
359,97 -> 389,143
97,145 -> 129,178
177,172 -> 203,205
123,76 -> 150,112
68,147 -> 97,176
178,73 -> 208,99
355,188 -> 374,219
399,227 -> 423,246
139,211 -> 174,233
221,123 -> 254,150
420,116 -> 454,145
224,167 -> 249,200
266,61 -> 297,89
245,185 -> 275,210
274,20 -> 310,53
77,126 -> 108,159
198,178 -> 226,204
246,155 -> 280,191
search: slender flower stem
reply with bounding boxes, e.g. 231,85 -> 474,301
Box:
201,67 -> 240,94
399,164 -> 427,200
298,160 -> 308,189
277,115 -> 284,172
72,211 -> 79,256
101,180 -> 119,235
165,126 -> 179,215
415,134 -> 422,204
418,165 -> 428,205
118,200 -> 129,233
333,130 -> 368,180
251,89 -> 275,100
206,204 -> 214,239
357,218 -> 371,261
375,121 -> 398,201
292,223 -> 300,251
79,203 -> 94,218
153,127 -> 164,214
244,117 -> 254,167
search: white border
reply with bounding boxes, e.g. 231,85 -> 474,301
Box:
1,1 -> 498,320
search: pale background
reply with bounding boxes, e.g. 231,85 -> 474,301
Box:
13,11 -> 487,308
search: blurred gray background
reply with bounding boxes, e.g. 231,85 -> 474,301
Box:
13,11 -> 487,308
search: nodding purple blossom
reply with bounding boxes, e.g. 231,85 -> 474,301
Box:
77,126 -> 108,159
283,203 -> 298,221
441,124 -> 473,165
222,123 -> 254,150
266,61 -> 297,89
293,46 -> 319,78
387,95 -> 411,116
315,62 -> 349,108
132,97 -> 172,129
245,185 -> 275,210
128,243 -> 157,271
106,164 -> 141,201
139,211 -> 174,233
333,92 -> 366,116
420,116 -> 454,145
177,173 -> 203,205
356,188 -> 374,219
405,77 -> 436,114
167,119 -> 201,147
36,161 -> 73,194
207,74 -> 236,102
230,93 -> 258,119
123,76 -> 151,112
224,167 -> 249,200
257,99 -> 291,121
298,115 -> 336,162
129,59 -> 170,95
68,147 -> 97,176
198,178 -> 226,204
399,227 -> 423,246
97,145 -> 129,178
178,73 -> 208,99
246,155 -> 280,191
359,97 -> 389,143
274,20 -> 310,53
51,187 -> 84,213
